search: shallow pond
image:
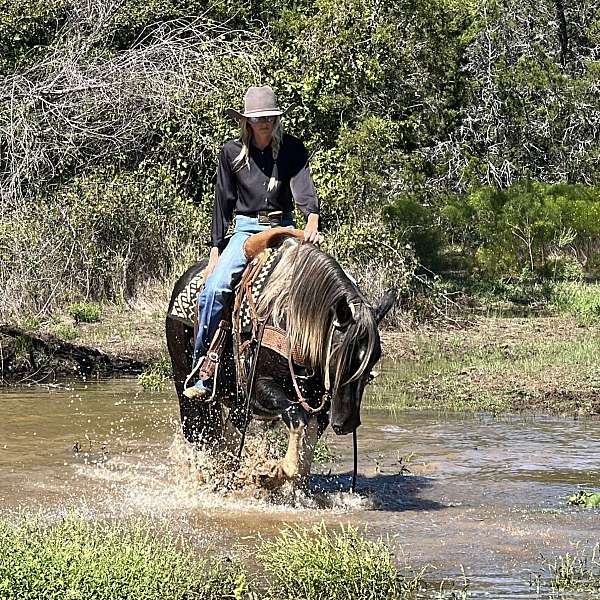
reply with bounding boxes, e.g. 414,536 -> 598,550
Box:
1,368 -> 599,598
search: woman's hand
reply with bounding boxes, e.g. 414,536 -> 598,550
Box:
304,213 -> 321,244
204,246 -> 220,277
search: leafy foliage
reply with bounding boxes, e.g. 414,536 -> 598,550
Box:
1,0 -> 599,318
441,182 -> 600,278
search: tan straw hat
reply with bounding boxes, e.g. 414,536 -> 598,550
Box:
225,85 -> 286,120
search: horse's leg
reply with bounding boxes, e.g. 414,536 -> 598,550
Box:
253,379 -> 318,487
259,415 -> 319,488
165,316 -> 223,448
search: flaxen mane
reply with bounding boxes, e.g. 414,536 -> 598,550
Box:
256,239 -> 378,393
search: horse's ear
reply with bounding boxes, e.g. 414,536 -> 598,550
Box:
374,288 -> 398,323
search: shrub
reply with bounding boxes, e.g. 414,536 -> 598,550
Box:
256,524 -> 423,600
68,302 -> 102,324
442,182 -> 600,279
384,197 -> 444,271
550,283 -> 600,325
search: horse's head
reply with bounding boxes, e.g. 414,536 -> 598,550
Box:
328,289 -> 397,435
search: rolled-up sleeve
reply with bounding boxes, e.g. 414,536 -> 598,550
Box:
290,144 -> 319,218
211,147 -> 237,248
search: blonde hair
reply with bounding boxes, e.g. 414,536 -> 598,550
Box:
232,117 -> 283,192
256,238 -> 378,392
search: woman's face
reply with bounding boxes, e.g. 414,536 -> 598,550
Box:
248,116 -> 275,140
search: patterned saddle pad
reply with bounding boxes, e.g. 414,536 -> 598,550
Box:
168,247 -> 284,329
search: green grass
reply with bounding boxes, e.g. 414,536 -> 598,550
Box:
138,356 -> 172,391
50,323 -> 80,341
256,524 -> 424,600
455,279 -> 600,324
544,543 -> 600,593
368,321 -> 600,416
550,282 -> 600,325
0,516 -> 436,600
68,302 -> 102,324
568,490 -> 600,509
0,515 -> 244,600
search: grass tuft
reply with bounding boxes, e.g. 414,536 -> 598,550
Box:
138,356 -> 172,391
546,543 -> 600,593
256,523 -> 423,599
0,515 -> 244,600
568,490 -> 600,508
68,302 -> 102,324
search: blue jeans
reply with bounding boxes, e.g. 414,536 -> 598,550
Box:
193,213 -> 295,365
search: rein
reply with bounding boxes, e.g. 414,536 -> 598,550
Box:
233,250 -> 363,493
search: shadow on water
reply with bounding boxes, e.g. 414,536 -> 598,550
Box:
311,472 -> 446,512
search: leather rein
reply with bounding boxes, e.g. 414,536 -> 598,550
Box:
234,254 -> 333,415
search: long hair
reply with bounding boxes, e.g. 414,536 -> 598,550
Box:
256,239 -> 378,393
232,117 -> 283,192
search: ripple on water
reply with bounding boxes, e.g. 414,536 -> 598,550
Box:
74,431 -> 375,518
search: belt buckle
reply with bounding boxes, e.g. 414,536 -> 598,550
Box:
258,213 -> 270,225
267,211 -> 283,228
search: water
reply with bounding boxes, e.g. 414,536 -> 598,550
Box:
1,375 -> 599,598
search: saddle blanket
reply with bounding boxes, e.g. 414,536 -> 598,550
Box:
168,247 -> 284,330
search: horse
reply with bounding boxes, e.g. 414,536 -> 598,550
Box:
166,236 -> 396,488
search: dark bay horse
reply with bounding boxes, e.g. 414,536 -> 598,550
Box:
166,237 -> 396,487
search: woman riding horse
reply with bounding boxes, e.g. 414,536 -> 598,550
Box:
184,85 -> 320,399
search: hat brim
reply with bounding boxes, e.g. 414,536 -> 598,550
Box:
225,107 -> 287,120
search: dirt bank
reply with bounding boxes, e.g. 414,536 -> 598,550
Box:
3,307 -> 598,418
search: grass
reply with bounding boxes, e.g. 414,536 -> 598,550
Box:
0,516 -> 433,600
256,524 -> 424,600
551,282 -> 600,325
568,490 -> 600,508
448,279 -> 600,324
0,515 -> 245,600
50,323 -> 80,341
372,316 -> 600,416
138,355 -> 173,391
68,302 -> 102,324
542,543 -> 600,593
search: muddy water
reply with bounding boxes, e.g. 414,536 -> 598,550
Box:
1,373 -> 599,598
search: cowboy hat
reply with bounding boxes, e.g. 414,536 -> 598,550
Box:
225,85 -> 287,120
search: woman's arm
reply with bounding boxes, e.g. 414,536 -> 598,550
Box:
210,146 -> 238,253
289,141 -> 320,243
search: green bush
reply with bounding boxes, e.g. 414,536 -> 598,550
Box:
442,182 -> 600,279
550,283 -> 600,325
384,197 -> 444,271
68,302 -> 102,324
256,524 -> 423,600
0,516 -> 245,600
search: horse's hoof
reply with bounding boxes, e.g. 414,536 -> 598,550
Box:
257,461 -> 289,489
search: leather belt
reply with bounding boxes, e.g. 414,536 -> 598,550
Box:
238,210 -> 283,226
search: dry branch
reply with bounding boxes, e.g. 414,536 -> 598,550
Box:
0,0 -> 262,206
